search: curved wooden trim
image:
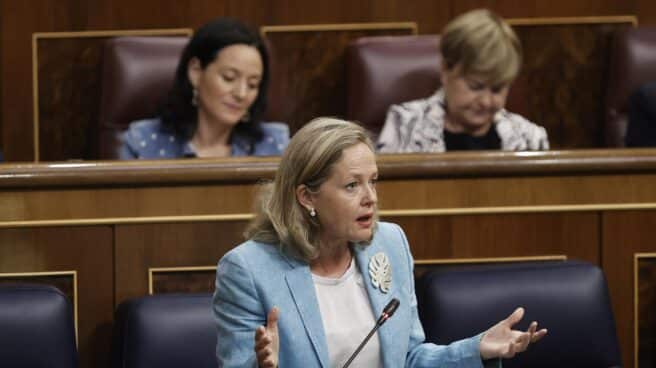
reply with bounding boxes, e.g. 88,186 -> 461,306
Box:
260,22 -> 417,35
414,255 -> 567,265
33,28 -> 193,39
2,203 -> 656,228
506,15 -> 637,27
4,149 -> 656,188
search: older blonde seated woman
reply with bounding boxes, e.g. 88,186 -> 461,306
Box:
378,9 -> 549,153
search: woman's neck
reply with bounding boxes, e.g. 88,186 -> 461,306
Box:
191,113 -> 233,157
310,241 -> 353,278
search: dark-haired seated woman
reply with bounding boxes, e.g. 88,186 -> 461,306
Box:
378,9 -> 548,153
120,18 -> 289,159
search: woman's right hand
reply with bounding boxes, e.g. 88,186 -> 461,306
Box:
254,307 -> 280,368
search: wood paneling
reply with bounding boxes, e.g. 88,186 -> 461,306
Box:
264,24 -> 415,133
635,255 -> 656,367
3,0 -> 655,161
114,221 -> 248,305
0,226 -> 113,368
603,211 -> 656,368
34,30 -> 190,161
1,151 -> 656,367
387,213 -> 599,263
508,19 -> 634,148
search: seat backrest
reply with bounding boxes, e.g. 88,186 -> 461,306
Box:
346,35 -> 441,136
97,36 -> 188,159
0,284 -> 78,368
605,27 -> 656,147
111,293 -> 216,368
417,261 -> 621,368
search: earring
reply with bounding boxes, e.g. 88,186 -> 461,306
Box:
309,208 -> 316,217
191,88 -> 198,107
240,111 -> 250,122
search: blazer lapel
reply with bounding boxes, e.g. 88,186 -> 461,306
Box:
354,243 -> 395,368
285,264 -> 330,368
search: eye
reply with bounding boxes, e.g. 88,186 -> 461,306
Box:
467,80 -> 485,91
345,182 -> 358,191
369,178 -> 378,187
491,84 -> 506,94
221,73 -> 236,82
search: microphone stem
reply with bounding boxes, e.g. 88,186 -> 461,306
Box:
341,321 -> 383,368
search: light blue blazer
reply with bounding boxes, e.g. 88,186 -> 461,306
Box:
213,222 -> 488,367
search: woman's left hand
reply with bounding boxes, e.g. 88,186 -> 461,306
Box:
479,307 -> 547,360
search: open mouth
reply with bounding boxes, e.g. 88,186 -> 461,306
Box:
356,214 -> 373,226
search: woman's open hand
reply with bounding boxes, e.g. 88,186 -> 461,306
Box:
480,307 -> 547,359
254,307 -> 280,368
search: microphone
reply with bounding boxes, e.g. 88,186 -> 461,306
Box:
342,298 -> 400,368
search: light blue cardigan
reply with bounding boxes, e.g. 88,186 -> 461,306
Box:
119,118 -> 289,159
213,222 -> 489,367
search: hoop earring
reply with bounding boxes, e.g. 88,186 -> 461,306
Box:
309,208 -> 316,217
191,88 -> 198,107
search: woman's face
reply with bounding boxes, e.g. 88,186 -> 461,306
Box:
302,142 -> 378,248
440,64 -> 510,135
188,44 -> 263,127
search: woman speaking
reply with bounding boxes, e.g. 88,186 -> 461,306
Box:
213,118 -> 546,367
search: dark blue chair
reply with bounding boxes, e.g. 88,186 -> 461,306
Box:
0,284 -> 78,368
111,293 -> 216,368
417,260 -> 622,368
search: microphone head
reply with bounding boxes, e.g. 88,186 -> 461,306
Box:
383,298 -> 400,317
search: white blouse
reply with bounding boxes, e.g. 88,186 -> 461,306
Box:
312,259 -> 383,368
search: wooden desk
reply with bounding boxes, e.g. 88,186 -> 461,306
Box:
1,149 -> 655,368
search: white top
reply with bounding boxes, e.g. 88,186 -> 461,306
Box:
312,258 -> 383,368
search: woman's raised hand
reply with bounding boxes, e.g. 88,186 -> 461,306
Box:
254,307 -> 280,368
479,307 -> 547,360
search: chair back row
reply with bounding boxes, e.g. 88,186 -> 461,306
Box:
97,27 -> 656,157
0,261 -> 621,368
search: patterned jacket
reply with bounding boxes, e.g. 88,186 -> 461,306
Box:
377,89 -> 549,153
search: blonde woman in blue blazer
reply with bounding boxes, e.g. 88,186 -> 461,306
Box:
213,118 -> 546,368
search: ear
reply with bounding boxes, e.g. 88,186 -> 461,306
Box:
295,184 -> 316,212
187,57 -> 202,88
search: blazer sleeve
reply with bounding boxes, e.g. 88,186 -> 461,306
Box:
391,224 -> 493,368
213,251 -> 263,368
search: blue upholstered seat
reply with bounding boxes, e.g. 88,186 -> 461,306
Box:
0,284 -> 78,368
417,261 -> 622,368
111,293 -> 215,368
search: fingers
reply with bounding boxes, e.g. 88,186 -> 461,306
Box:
255,307 -> 280,368
254,327 -> 271,351
504,307 -> 525,327
532,328 -> 548,343
256,347 -> 276,368
267,306 -> 279,334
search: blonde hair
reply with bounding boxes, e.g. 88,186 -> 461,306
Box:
440,8 -> 522,85
245,117 -> 375,262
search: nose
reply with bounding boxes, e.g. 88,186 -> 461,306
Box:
479,90 -> 493,108
362,183 -> 377,206
233,80 -> 248,100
